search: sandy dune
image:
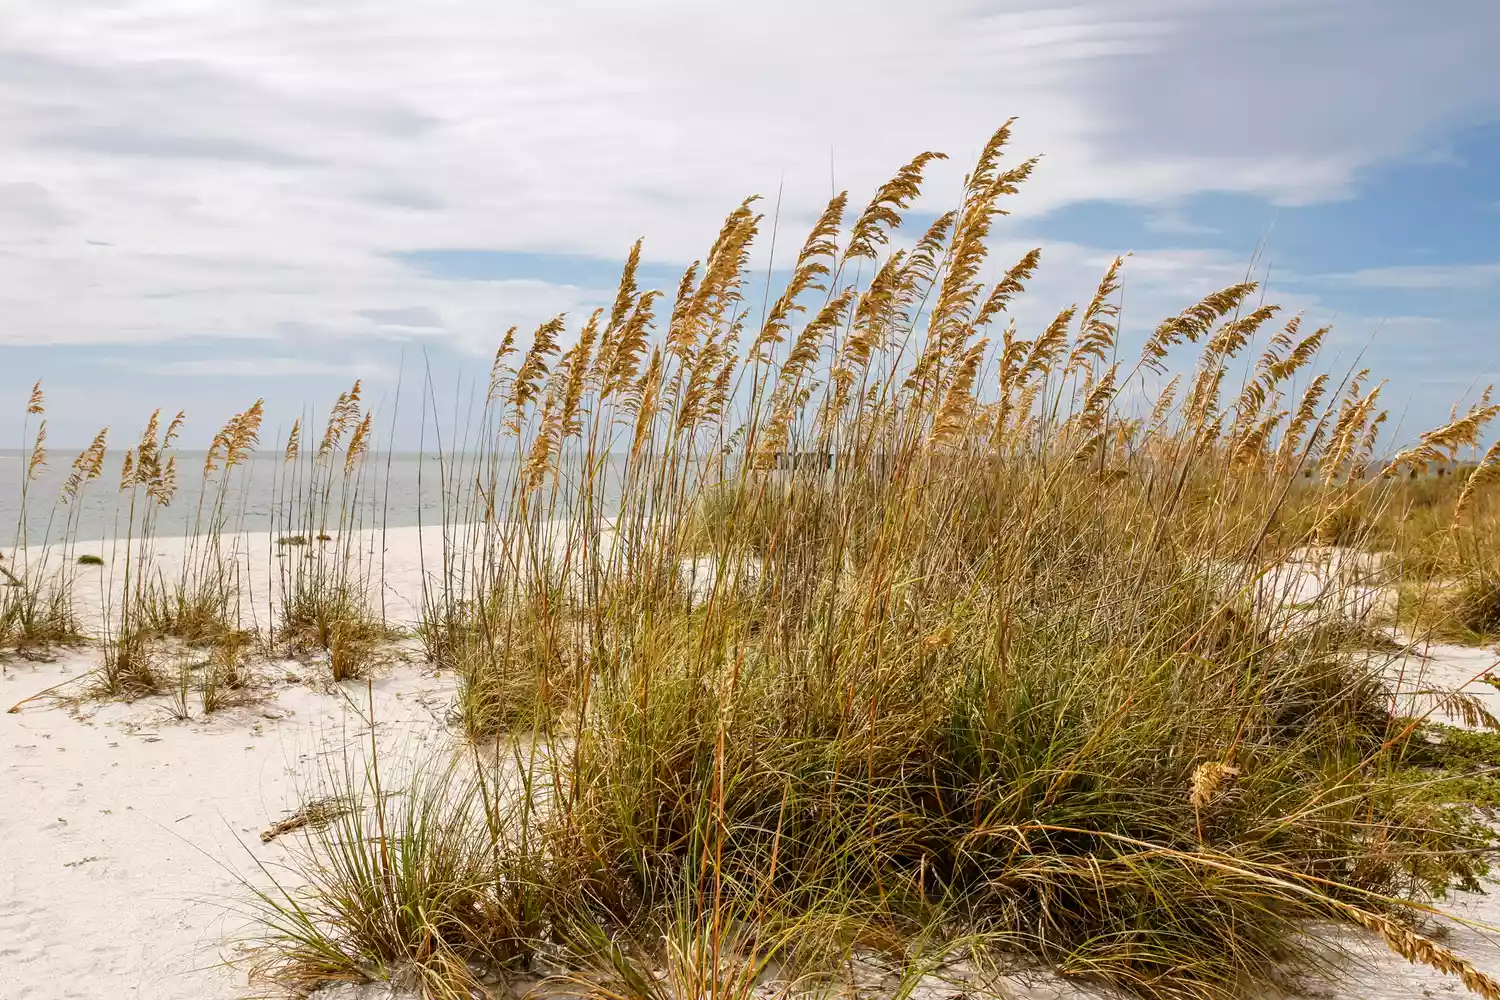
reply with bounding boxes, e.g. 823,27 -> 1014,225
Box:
1,654 -> 457,1000
6,535 -> 1500,999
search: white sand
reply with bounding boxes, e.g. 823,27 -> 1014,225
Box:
2,526 -> 456,999
0,653 -> 457,1000
19,524 -> 459,636
6,533 -> 1500,1000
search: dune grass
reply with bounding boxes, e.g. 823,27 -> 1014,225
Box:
230,124 -> 1500,1000
1,386 -> 86,658
268,384 -> 398,683
2,381 -> 390,696
0,575 -> 81,658
12,122 -> 1500,997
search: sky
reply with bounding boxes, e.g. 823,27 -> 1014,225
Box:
1,0 -> 1497,448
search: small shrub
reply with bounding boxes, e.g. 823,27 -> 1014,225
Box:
76,554 -> 104,567
1,579 -> 83,657
281,582 -> 392,652
244,757 -> 544,996
137,578 -> 241,646
430,586 -> 576,741
328,621 -> 378,682
101,627 -> 159,697
1397,539 -> 1500,641
1448,574 -> 1500,638
167,657 -> 193,721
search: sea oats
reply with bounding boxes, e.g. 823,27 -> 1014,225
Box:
26,421 -> 46,480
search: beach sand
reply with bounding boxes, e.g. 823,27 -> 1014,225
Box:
6,532 -> 1500,999
1,654 -> 457,1000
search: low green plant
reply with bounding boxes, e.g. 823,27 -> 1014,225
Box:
0,576 -> 82,657
135,576 -> 242,646
243,754 -> 547,999
100,625 -> 160,696
424,583 -> 576,741
167,656 -> 193,721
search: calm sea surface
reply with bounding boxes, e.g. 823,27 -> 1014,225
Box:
0,450 -> 638,544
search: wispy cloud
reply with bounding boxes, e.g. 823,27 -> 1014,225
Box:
358,306 -> 445,331
1319,262 -> 1500,291
1143,210 -> 1219,236
40,126 -> 312,165
0,0 -> 1493,356
1371,315 -> 1442,330
125,357 -> 393,379
1419,373 -> 1500,387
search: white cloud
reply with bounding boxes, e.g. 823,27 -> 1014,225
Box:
123,357 -> 396,379
1143,211 -> 1219,236
0,0 -> 1494,354
0,182 -> 70,233
1369,315 -> 1442,330
1318,262 -> 1500,291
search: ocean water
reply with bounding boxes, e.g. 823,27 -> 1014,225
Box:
0,450 -> 440,544
0,450 -> 635,544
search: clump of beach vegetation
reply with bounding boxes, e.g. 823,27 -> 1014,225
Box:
237,123 -> 1500,1000
10,121 -> 1500,998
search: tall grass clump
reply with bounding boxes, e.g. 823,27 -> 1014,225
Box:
67,398 -> 268,703
99,408 -> 187,694
244,750 -> 551,999
1,383 -> 84,658
256,123 -> 1500,999
1375,472 -> 1500,641
136,400 -> 267,646
272,383 -> 394,680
